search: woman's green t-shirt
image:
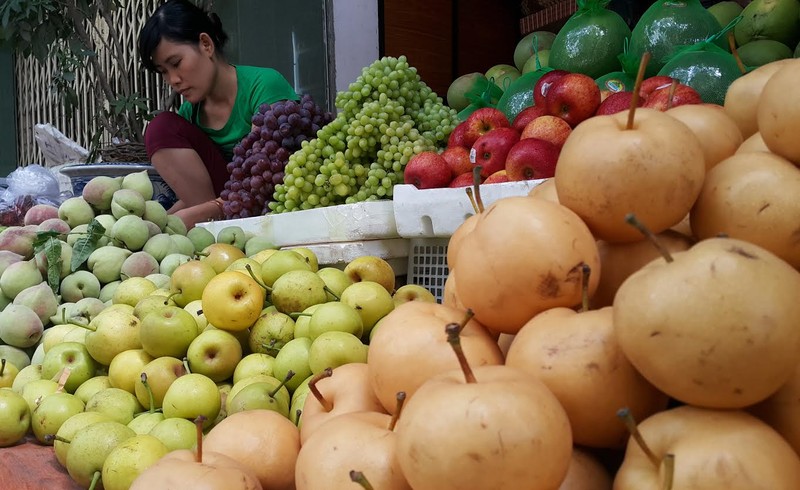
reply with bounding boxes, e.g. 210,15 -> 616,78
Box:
177,65 -> 299,159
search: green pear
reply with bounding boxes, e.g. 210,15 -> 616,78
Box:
34,239 -> 72,280
143,233 -> 179,262
84,308 -> 142,366
37,217 -> 71,234
11,363 -> 42,393
289,375 -> 312,426
170,234 -> 196,257
127,411 -> 164,435
142,200 -> 168,230
0,389 -> 31,447
273,337 -> 313,392
217,225 -> 247,250
307,301 -> 364,340
66,223 -> 88,247
139,305 -> 198,358
164,214 -> 188,236
74,375 -> 113,404
85,387 -> 144,425
58,197 -> 96,228
340,280 -> 395,336
260,250 -> 312,287
317,267 -> 354,302
293,303 -> 322,339
30,344 -> 45,364
21,378 -> 58,412
13,282 -> 58,325
270,270 -> 328,315
111,215 -> 150,251
0,287 -> 10,311
121,170 -> 154,200
82,176 -> 122,211
147,417 -> 196,451
0,304 -> 44,348
244,235 -> 276,257
111,189 -> 146,219
50,303 -> 78,326
73,297 -> 107,323
0,259 -> 43,299
53,411 -> 112,466
101,434 -> 168,490
0,250 -> 24,276
232,353 -> 276,385
248,310 -> 295,355
144,273 -> 171,290
60,270 -> 102,302
94,213 -> 117,233
307,330 -> 368,374
134,356 -> 187,409
87,246 -> 133,284
65,420 -> 136,488
120,251 -> 159,280
41,342 -> 97,393
0,345 -> 31,371
159,253 -> 191,276
99,280 -> 121,303
143,220 -> 162,238
161,373 -> 220,429
0,226 -> 37,259
31,391 -> 85,444
186,226 -> 215,254
227,380 -> 291,418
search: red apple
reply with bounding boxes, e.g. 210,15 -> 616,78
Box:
545,73 -> 601,127
504,138 -> 560,181
639,75 -> 674,100
441,146 -> 472,178
642,83 -> 703,111
404,152 -> 452,189
448,172 -> 477,188
470,127 -> 520,178
484,170 -> 510,184
448,122 -> 472,149
512,105 -> 548,133
462,107 -> 511,148
533,69 -> 569,108
595,91 -> 639,116
520,115 -> 572,149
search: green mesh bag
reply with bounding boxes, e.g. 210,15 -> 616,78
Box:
455,76 -> 505,122
549,0 -> 632,79
657,26 -> 744,105
595,38 -> 638,94
496,48 -> 554,123
628,0 -> 724,78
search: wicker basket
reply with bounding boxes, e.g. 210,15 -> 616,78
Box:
100,141 -> 149,163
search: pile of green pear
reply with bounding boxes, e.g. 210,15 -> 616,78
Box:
0,171 -> 436,489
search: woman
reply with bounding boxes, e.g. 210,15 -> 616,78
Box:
138,0 -> 298,228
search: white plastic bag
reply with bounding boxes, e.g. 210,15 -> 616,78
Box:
33,123 -> 90,167
0,164 -> 67,226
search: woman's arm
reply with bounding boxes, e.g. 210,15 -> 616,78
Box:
173,198 -> 225,230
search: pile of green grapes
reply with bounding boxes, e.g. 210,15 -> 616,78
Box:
268,56 -> 458,213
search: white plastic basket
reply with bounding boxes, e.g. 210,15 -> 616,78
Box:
406,238 -> 450,302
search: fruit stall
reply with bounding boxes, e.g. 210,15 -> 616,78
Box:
2,0 -> 800,488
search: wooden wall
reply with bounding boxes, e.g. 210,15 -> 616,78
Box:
381,0 -> 521,98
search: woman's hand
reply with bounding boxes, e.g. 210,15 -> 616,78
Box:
172,198 -> 225,230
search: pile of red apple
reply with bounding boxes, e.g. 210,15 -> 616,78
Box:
403,70 -> 703,190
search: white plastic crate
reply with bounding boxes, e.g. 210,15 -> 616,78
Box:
406,238 -> 450,303
197,199 -> 399,247
392,180 -> 546,238
282,238 -> 410,276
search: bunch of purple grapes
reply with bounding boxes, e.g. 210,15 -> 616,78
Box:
220,94 -> 333,219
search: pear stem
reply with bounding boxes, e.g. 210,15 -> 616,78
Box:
446,323 -> 477,384
617,407 -> 660,467
55,367 -> 71,392
625,213 -> 674,263
728,31 -> 747,75
472,166 -> 485,213
580,264 -> 591,313
665,79 -> 679,111
44,434 -> 71,444
0,359 -> 5,377
662,453 -> 675,490
194,415 -> 206,463
269,370 -> 295,398
88,470 -> 101,490
67,317 -> 96,331
289,312 -> 312,319
163,292 -> 179,305
183,357 -> 192,375
465,187 -> 479,215
388,391 -> 407,431
456,308 -> 475,333
349,470 -> 375,490
244,264 -> 272,292
627,52 -> 651,130
309,368 -> 334,412
141,373 -> 156,413
323,285 -> 340,301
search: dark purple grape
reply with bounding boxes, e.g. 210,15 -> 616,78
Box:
242,177 -> 251,190
311,124 -> 320,133
242,194 -> 254,208
284,100 -> 297,112
251,175 -> 264,189
279,123 -> 292,137
233,145 -> 245,156
252,141 -> 263,153
281,137 -> 294,149
229,200 -> 242,214
272,130 -> 282,142
231,168 -> 244,180
272,172 -> 284,185
259,103 -> 270,113
269,160 -> 283,173
295,135 -> 307,145
226,162 -> 236,174
231,181 -> 243,192
272,105 -> 284,117
263,140 -> 279,155
264,114 -> 278,130
298,118 -> 311,131
264,183 -> 275,196
298,108 -> 310,119
220,189 -> 230,200
277,114 -> 288,126
251,114 -> 264,126
240,209 -> 251,218
275,147 -> 289,161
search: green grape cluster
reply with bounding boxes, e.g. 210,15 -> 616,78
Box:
269,55 -> 458,213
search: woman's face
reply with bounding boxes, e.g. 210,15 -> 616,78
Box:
152,36 -> 216,104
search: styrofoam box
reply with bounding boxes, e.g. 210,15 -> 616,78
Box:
196,200 -> 399,247
282,238 -> 410,275
392,180 -> 547,238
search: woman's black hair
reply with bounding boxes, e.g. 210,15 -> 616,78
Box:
138,0 -> 229,72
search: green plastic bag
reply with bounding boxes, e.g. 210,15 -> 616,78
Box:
629,0 -> 724,78
549,0 -> 632,79
495,49 -> 554,123
595,38 -> 638,94
456,76 -> 504,121
657,27 -> 744,105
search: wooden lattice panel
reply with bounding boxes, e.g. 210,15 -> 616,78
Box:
14,0 -> 172,166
